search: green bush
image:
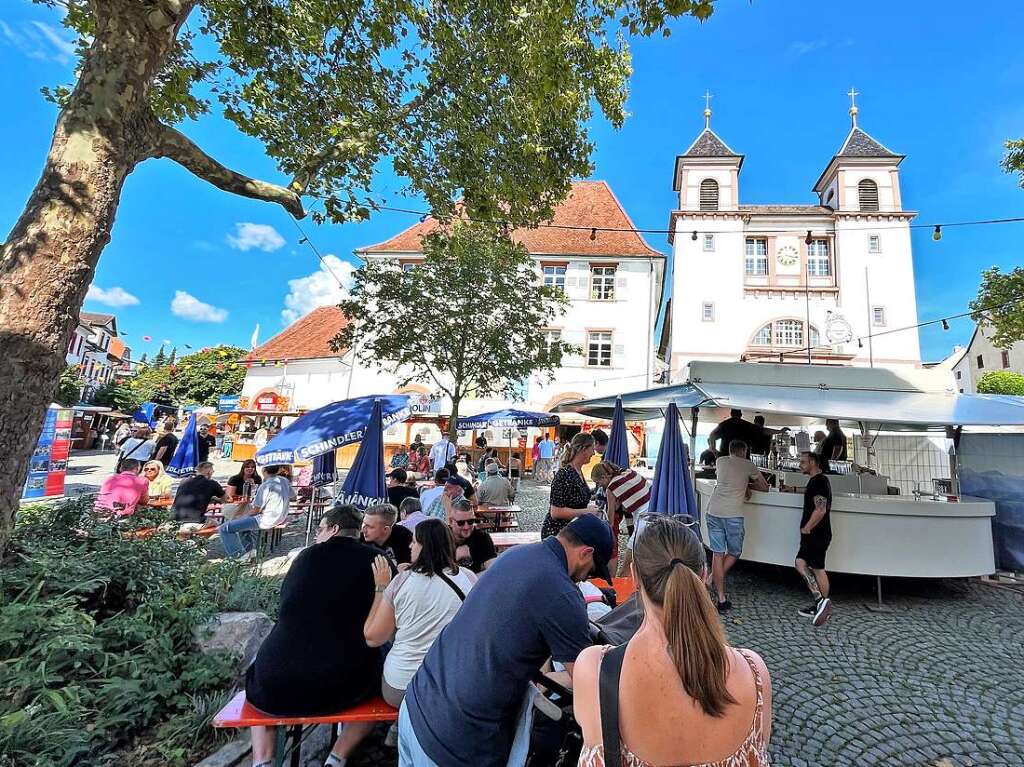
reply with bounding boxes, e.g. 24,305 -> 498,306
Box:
0,498 -> 274,767
976,369 -> 1024,395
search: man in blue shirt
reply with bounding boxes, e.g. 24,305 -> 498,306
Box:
535,434 -> 555,483
398,515 -> 614,767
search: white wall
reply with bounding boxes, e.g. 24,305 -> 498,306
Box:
954,325 -> 1024,393
679,166 -> 738,211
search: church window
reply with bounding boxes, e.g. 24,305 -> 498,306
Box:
858,179 -> 879,211
807,240 -> 832,277
752,323 -> 773,345
868,234 -> 881,253
745,238 -> 768,276
590,265 -> 617,300
750,319 -> 819,349
699,179 -> 719,211
703,234 -> 715,252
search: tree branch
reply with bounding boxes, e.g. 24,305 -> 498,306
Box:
288,81 -> 442,195
151,121 -> 305,218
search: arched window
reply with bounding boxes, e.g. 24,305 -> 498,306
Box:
699,179 -> 719,211
858,179 -> 879,211
749,319 -> 821,349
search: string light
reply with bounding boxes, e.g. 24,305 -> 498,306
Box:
590,228 -> 597,241
933,225 -> 942,241
691,231 -> 698,241
941,319 -> 950,331
805,230 -> 813,245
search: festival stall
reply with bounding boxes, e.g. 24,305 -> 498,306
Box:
555,361 -> 1024,580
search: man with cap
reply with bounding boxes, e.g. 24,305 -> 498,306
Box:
423,475 -> 464,521
398,514 -> 613,767
387,468 -> 420,508
476,460 -> 514,507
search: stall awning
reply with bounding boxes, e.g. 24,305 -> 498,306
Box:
552,361 -> 1024,431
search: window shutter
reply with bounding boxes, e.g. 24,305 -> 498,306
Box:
699,179 -> 719,211
858,179 -> 879,211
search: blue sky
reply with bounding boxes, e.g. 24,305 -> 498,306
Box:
2,1 -> 1022,361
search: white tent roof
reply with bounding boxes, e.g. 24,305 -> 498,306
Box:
552,362 -> 1024,431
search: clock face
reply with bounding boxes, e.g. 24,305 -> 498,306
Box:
776,245 -> 799,267
826,315 -> 853,344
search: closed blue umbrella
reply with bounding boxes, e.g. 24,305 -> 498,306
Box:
648,402 -> 698,524
256,394 -> 410,466
604,397 -> 629,468
166,415 -> 199,478
336,398 -> 388,510
312,450 -> 337,487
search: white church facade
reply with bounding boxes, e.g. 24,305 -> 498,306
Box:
667,98 -> 922,380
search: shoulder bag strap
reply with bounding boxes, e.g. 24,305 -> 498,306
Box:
599,642 -> 628,766
435,569 -> 466,601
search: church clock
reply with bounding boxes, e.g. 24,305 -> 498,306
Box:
776,245 -> 799,267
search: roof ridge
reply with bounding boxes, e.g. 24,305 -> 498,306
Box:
837,126 -> 899,158
681,127 -> 739,157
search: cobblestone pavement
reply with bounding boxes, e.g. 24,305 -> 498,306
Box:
63,453 -> 1024,766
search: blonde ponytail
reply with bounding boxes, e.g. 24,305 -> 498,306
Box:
562,432 -> 595,467
633,516 -> 736,717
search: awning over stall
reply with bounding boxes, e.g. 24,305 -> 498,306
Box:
553,362 -> 1024,431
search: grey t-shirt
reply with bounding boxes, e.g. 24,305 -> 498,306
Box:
707,456 -> 762,519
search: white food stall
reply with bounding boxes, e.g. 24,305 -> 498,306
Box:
555,362 -> 1024,579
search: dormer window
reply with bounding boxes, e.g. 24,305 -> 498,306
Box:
858,179 -> 879,211
699,179 -> 719,211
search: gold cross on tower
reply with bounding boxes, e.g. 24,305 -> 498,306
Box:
847,87 -> 860,126
703,89 -> 713,128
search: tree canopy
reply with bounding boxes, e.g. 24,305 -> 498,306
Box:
976,370 -> 1024,396
336,223 -> 577,437
970,266 -> 1024,348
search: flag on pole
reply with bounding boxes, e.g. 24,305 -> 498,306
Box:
250,324 -> 260,350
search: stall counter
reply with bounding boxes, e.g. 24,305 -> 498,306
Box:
696,479 -> 996,578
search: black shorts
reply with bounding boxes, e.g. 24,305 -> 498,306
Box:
797,533 -> 832,570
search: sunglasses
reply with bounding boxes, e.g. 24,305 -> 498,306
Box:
453,518 -> 478,527
144,467 -> 159,472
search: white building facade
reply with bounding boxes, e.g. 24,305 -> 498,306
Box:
668,103 -> 921,380
950,324 -> 1024,393
243,181 -> 665,421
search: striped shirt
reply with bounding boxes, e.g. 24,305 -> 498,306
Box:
606,469 -> 651,516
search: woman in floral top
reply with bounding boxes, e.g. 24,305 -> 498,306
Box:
541,432 -> 597,539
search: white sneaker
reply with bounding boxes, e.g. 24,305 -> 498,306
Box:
813,597 -> 833,627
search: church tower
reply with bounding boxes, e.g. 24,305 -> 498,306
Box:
672,96 -> 743,212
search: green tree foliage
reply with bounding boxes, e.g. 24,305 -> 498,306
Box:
130,365 -> 176,406
337,223 -> 578,438
154,345 -> 168,367
90,381 -> 146,414
139,351 -> 148,365
170,346 -> 247,407
0,498 -> 281,766
969,267 -> 1024,348
168,346 -> 178,366
1002,138 -> 1024,188
55,365 -> 83,406
976,370 -> 1024,395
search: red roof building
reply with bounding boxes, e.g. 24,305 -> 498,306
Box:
249,306 -> 349,362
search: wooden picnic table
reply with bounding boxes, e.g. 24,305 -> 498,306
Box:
141,498 -> 173,509
491,531 -> 540,550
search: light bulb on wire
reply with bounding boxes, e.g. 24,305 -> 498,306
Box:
691,231 -> 698,242
941,319 -> 950,331
933,225 -> 942,241
805,230 -> 813,245
590,228 -> 597,241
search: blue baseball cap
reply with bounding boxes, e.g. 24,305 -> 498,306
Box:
566,514 -> 614,582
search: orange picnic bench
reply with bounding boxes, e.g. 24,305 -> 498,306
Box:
213,690 -> 398,767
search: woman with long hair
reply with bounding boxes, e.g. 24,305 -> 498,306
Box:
225,459 -> 262,500
541,432 -> 597,539
364,517 -> 476,709
141,460 -> 173,499
573,516 -> 772,766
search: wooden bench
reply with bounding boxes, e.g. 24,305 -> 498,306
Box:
213,690 -> 398,767
492,531 -> 540,551
121,525 -> 219,541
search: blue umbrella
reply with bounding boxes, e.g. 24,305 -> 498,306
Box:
312,451 -> 337,487
255,394 -> 410,466
336,398 -> 388,510
166,415 -> 199,478
604,397 -> 629,468
455,409 -> 560,430
648,402 -> 698,523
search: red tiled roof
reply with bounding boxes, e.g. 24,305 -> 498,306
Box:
359,181 -> 662,258
250,306 -> 349,361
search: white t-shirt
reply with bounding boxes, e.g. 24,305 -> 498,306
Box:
428,439 -> 455,472
707,456 -> 762,519
419,485 -> 444,513
253,475 -> 295,529
382,567 -> 477,690
119,437 -> 155,463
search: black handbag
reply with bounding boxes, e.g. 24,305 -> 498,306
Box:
590,593 -> 643,645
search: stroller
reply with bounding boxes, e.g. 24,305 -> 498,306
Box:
525,587 -> 644,767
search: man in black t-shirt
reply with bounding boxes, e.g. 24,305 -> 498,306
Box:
386,468 -> 420,508
172,461 -> 225,524
450,499 -> 497,572
360,503 -> 412,565
818,419 -> 848,474
153,419 -> 179,467
795,451 -> 833,627
197,424 -> 217,462
709,409 -> 756,457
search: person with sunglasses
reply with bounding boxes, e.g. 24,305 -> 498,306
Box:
448,499 -> 496,573
141,460 -> 173,499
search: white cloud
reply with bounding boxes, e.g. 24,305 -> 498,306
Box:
171,291 -> 228,323
281,255 -> 356,325
0,19 -> 76,64
227,222 -> 286,252
789,39 -> 828,56
86,284 -> 140,307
